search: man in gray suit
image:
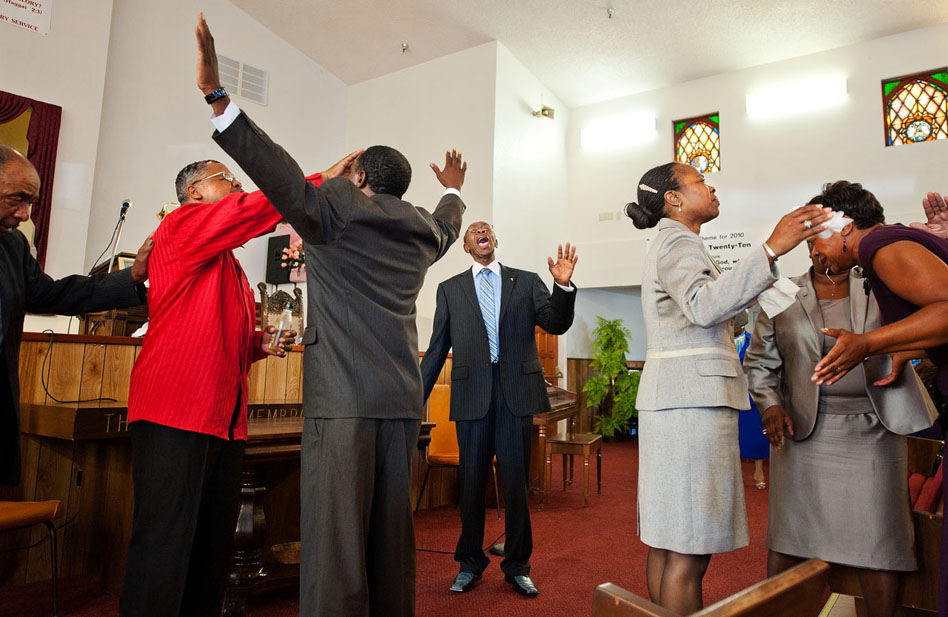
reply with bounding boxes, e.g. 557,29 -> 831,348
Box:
420,221 -> 577,596
196,15 -> 467,617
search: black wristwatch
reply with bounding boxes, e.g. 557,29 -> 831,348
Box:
204,88 -> 228,104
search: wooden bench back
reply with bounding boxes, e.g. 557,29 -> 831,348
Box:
593,559 -> 830,617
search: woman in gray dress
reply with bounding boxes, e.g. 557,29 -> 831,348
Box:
745,223 -> 937,617
626,162 -> 830,613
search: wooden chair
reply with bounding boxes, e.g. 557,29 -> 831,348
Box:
541,429 -> 602,509
0,500 -> 65,617
415,384 -> 500,517
592,558 -> 830,617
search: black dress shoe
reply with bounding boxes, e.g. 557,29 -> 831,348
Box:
449,571 -> 480,593
505,574 -> 539,596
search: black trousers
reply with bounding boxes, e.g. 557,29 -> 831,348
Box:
120,421 -> 244,617
300,417 -> 420,617
455,365 -> 533,576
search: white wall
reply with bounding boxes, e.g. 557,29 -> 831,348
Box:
0,0 -> 115,280
492,44 -> 572,376
569,287 -> 647,361
568,23 -> 948,286
347,42 -> 498,344
88,0 -> 348,291
567,23 -> 948,357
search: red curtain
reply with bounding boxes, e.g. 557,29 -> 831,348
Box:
0,91 -> 62,268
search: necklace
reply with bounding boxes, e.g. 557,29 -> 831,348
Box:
820,268 -> 848,298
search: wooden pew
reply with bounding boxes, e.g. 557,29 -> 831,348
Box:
592,558 -> 830,617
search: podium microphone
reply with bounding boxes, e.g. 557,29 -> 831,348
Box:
107,198 -> 132,274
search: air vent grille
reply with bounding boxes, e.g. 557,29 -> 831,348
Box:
218,54 -> 268,106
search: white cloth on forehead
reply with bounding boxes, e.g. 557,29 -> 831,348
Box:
816,210 -> 853,239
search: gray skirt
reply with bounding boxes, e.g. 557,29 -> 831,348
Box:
768,412 -> 915,571
637,407 -> 750,555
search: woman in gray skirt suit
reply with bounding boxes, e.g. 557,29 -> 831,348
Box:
625,162 -> 830,613
745,233 -> 936,617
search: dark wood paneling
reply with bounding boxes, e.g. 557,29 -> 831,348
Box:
2,338 -> 457,591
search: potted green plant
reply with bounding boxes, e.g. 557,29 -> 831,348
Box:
583,317 -> 640,440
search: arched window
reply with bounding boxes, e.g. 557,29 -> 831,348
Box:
674,114 -> 720,173
882,70 -> 947,147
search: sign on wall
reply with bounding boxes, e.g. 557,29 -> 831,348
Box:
700,230 -> 752,271
0,0 -> 52,35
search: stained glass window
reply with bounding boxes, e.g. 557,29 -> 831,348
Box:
882,69 -> 948,147
674,113 -> 720,173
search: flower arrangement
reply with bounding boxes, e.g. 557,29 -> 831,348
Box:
281,238 -> 304,274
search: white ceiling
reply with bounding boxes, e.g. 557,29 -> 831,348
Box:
229,0 -> 948,107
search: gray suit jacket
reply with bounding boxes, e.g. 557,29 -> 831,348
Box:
215,113 -> 464,420
744,269 -> 936,438
419,265 -> 575,421
636,218 -> 778,411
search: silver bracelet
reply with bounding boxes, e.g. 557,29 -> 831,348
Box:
762,242 -> 778,261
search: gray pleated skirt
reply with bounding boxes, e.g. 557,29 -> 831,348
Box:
637,407 -> 750,555
768,412 -> 915,571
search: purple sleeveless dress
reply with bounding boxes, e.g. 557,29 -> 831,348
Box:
859,224 -> 948,616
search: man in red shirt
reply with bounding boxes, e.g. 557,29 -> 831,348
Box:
121,153 -> 355,617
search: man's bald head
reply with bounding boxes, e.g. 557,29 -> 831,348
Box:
0,145 -> 39,236
0,145 -> 34,175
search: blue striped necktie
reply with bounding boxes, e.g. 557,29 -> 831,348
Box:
478,268 -> 498,362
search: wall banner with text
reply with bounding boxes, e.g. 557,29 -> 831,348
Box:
0,0 -> 52,35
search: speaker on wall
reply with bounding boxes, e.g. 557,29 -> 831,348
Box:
266,235 -> 291,284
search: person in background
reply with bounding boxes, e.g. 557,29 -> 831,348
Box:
745,234 -> 936,617
734,322 -> 769,489
0,144 -> 152,487
420,221 -> 577,597
626,161 -> 830,613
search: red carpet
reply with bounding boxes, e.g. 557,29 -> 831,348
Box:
0,440 -> 770,616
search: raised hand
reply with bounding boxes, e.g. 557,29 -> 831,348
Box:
195,13 -> 223,96
547,243 -> 577,286
321,150 -> 364,179
811,328 -> 870,385
430,149 -> 467,191
764,204 -> 833,257
760,405 -> 794,448
261,326 -> 297,357
130,233 -> 154,284
910,192 -> 948,240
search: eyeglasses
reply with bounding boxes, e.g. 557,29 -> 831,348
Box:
192,170 -> 239,185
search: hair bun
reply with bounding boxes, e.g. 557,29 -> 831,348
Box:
625,202 -> 659,229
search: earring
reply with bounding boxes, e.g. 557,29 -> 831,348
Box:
842,237 -> 847,253
677,203 -> 682,213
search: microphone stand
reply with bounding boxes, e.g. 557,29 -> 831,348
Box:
108,203 -> 130,274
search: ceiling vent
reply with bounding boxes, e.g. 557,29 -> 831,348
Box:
218,54 -> 269,106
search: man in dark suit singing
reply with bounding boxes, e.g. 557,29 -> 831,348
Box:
0,145 -> 151,487
420,221 -> 577,597
196,15 -> 467,616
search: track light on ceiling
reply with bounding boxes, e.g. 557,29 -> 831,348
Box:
401,42 -> 409,53
607,7 -> 615,19
533,105 -> 555,120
